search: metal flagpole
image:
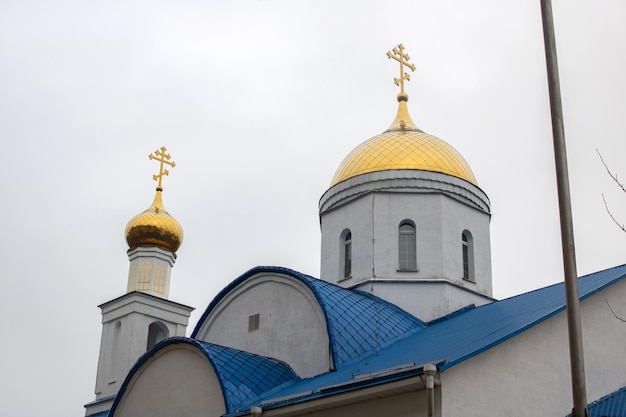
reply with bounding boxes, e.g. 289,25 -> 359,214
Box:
539,1 -> 589,416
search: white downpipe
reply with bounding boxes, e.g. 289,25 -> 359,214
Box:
424,364 -> 437,417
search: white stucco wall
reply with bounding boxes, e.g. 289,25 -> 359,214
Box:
126,246 -> 175,299
319,170 -> 492,320
441,277 -> 626,417
320,172 -> 491,287
92,293 -> 192,402
113,344 -> 226,417
194,272 -> 331,378
352,280 -> 493,322
321,192 -> 492,286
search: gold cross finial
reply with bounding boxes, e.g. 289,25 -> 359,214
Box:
149,146 -> 176,191
386,43 -> 416,98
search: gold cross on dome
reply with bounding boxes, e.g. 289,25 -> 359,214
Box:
386,43 -> 416,95
149,146 -> 176,190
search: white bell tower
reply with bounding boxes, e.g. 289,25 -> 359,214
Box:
85,147 -> 193,417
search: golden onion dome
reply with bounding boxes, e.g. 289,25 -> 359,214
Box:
330,94 -> 477,186
125,190 -> 183,253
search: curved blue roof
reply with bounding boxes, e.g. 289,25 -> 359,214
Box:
223,264 -> 626,415
108,264 -> 626,417
191,266 -> 425,368
108,337 -> 300,415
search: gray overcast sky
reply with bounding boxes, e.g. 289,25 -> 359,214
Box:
1,1 -> 625,416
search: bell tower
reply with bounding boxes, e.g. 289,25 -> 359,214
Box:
85,147 -> 194,417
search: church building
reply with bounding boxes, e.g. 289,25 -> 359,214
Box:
84,45 -> 626,417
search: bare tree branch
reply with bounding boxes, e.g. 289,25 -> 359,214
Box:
601,194 -> 626,232
597,148 -> 626,193
605,298 -> 626,323
597,149 -> 626,232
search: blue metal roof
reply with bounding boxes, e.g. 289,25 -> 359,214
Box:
203,342 -> 300,411
225,264 -> 626,414
108,337 -> 300,416
587,385 -> 626,417
192,266 -> 425,368
109,264 -> 626,416
566,385 -> 626,417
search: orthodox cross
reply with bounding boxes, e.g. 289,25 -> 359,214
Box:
149,146 -> 176,190
386,44 -> 416,95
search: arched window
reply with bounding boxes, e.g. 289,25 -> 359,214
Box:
462,230 -> 475,282
341,229 -> 352,279
398,221 -> 417,271
147,321 -> 169,350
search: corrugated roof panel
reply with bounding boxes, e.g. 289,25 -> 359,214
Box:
589,385 -> 626,416
567,385 -> 626,417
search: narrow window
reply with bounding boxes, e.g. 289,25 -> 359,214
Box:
138,262 -> 152,291
248,314 -> 260,332
343,231 -> 352,279
108,321 -> 122,383
153,264 -> 166,294
398,221 -> 417,271
462,230 -> 475,282
127,262 -> 138,292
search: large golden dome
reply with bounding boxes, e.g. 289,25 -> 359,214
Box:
125,190 -> 183,253
331,97 -> 477,186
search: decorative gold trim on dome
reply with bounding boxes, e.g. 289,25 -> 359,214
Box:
328,45 -> 478,187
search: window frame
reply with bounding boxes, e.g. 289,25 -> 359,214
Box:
462,230 -> 475,282
398,220 -> 417,272
340,229 -> 352,280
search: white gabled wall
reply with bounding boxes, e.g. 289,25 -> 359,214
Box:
194,272 -> 331,378
441,277 -> 626,417
113,344 -> 226,417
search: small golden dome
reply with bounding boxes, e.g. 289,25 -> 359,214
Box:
330,97 -> 477,186
125,190 -> 183,253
